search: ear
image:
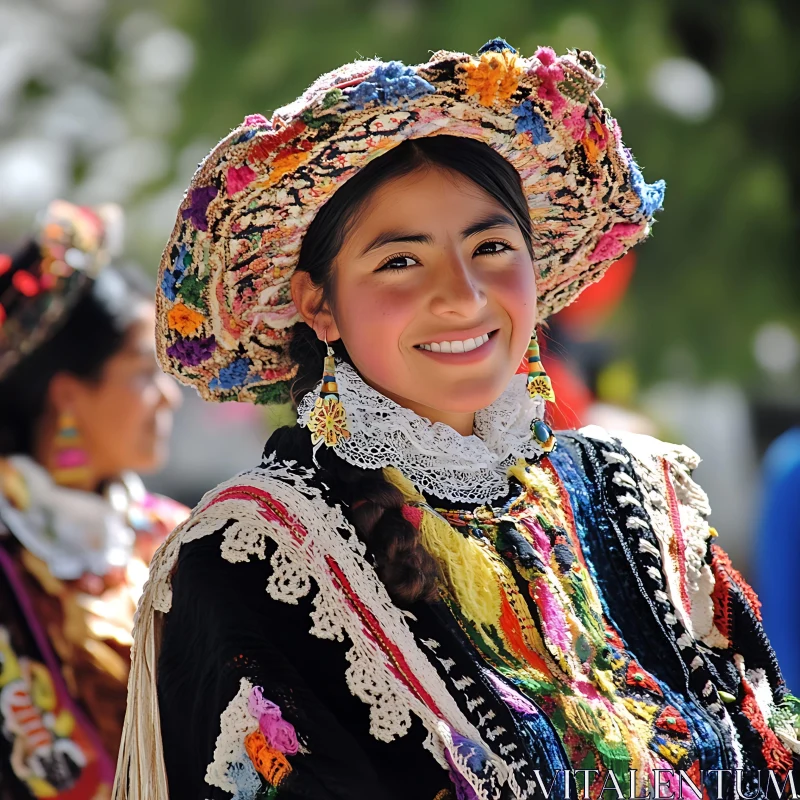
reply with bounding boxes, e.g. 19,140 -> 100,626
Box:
47,372 -> 85,416
290,271 -> 341,343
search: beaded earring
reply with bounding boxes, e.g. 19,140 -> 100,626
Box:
50,411 -> 93,489
307,342 -> 351,449
526,330 -> 556,453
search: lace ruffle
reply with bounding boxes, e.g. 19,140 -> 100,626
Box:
297,362 -> 547,504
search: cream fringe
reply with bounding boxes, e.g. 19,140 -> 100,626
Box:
112,518 -> 188,799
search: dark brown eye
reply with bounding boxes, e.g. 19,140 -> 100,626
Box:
377,255 -> 417,271
474,241 -> 510,256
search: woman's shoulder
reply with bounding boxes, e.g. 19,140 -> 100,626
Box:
556,424 -> 710,516
153,455 -> 356,613
554,425 -> 725,645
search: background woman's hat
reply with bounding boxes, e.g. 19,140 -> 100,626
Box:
156,38 -> 665,405
0,200 -> 123,380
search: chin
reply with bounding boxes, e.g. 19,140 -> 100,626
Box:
424,376 -> 513,415
131,444 -> 169,475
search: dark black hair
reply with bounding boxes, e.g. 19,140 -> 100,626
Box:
0,240 -> 152,456
268,135 -> 534,605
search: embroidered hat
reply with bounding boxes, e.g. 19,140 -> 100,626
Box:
156,38 -> 665,405
0,200 -> 123,380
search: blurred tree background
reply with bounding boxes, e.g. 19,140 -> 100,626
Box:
1,0 -> 798,395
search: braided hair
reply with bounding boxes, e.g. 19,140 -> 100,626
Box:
266,135 -> 534,605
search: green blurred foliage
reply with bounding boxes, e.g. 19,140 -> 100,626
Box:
155,0 -> 800,385
10,0 -> 799,387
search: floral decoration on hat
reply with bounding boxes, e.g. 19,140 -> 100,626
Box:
0,200 -> 122,380
156,38 -> 665,405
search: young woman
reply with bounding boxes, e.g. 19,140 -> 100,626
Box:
0,200 -> 186,799
116,41 -> 799,800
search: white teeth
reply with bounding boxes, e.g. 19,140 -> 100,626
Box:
419,332 -> 492,353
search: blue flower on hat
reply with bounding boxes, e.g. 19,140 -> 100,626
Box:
182,185 -> 219,232
478,38 -> 517,54
161,244 -> 192,301
626,152 -> 666,217
161,269 -> 179,301
348,62 -> 435,110
512,100 -> 552,144
210,357 -> 252,390
173,244 -> 191,273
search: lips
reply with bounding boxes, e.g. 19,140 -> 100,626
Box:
417,331 -> 494,353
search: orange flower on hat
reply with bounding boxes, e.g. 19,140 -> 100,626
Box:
462,50 -> 522,107
167,303 -> 205,336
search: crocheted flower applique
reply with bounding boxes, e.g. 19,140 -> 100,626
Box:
206,679 -> 302,799
461,47 -> 522,107
166,334 -> 216,367
511,100 -> 552,143
209,357 -> 254,391
347,62 -> 435,110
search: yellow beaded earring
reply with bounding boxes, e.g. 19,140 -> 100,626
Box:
526,330 -> 556,452
307,341 -> 351,448
50,411 -> 93,489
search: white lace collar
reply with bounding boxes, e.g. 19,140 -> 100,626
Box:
0,455 -> 138,580
297,361 -> 548,504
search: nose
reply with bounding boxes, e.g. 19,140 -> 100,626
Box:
429,248 -> 488,318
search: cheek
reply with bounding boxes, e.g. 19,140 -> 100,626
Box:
83,383 -> 155,444
489,260 -> 538,338
335,283 -> 417,376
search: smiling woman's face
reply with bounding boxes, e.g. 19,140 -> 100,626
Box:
295,165 -> 538,427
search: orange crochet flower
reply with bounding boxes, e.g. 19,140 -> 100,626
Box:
167,303 -> 205,336
245,730 -> 292,786
462,51 -> 522,107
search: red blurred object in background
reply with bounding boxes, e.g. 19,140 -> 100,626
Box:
556,251 -> 637,334
517,252 -> 638,429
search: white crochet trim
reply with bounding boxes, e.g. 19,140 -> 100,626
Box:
297,361 -> 546,504
116,457 -> 521,800
611,430 -> 724,646
206,678 -> 259,793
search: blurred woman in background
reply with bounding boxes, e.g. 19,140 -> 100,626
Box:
0,200 -> 186,799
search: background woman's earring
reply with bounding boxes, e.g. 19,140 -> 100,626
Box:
307,345 -> 351,449
526,331 -> 556,452
51,411 -> 93,489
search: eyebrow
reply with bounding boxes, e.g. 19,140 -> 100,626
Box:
360,212 -> 518,257
361,230 -> 433,256
460,212 -> 517,239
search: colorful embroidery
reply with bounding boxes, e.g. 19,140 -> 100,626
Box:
119,423 -> 795,800
206,678 -> 298,797
384,461 -> 706,795
0,625 -> 108,798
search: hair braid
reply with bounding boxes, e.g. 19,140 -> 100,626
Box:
264,323 -> 440,606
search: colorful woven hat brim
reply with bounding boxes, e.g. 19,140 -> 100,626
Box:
0,200 -> 122,380
156,38 -> 664,405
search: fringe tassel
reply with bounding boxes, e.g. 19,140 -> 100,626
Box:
383,466 -> 503,628
112,520 -> 189,799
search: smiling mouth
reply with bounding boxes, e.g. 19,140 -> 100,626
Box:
416,330 -> 496,353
